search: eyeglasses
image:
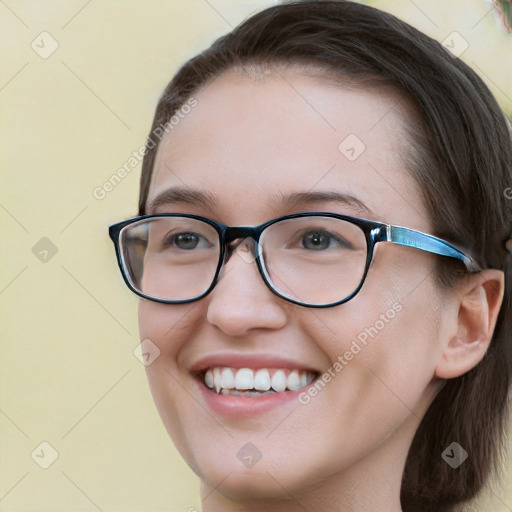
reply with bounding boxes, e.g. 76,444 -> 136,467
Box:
109,212 -> 478,308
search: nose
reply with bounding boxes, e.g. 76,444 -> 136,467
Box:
206,238 -> 288,337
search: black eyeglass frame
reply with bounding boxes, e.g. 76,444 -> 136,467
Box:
109,212 -> 479,308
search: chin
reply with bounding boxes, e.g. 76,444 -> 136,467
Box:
199,464 -> 305,502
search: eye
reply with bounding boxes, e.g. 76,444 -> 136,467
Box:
166,232 -> 210,250
301,230 -> 351,250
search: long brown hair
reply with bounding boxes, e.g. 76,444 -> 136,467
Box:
137,1 -> 512,510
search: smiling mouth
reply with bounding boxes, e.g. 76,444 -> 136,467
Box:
200,367 -> 318,396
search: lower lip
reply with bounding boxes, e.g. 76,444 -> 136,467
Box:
195,378 -> 308,417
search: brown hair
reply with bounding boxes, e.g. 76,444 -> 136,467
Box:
137,1 -> 512,510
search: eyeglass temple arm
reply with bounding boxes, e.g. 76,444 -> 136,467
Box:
386,225 -> 480,272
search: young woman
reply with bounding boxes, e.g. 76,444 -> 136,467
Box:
109,1 -> 512,510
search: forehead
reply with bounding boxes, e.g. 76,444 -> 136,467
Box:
148,69 -> 428,229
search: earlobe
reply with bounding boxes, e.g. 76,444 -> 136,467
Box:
434,270 -> 505,379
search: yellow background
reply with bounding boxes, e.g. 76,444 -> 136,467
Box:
1,1 -> 510,511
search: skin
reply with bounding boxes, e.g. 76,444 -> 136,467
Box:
138,67 -> 504,511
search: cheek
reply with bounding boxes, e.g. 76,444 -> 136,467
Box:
137,298 -> 201,388
138,299 -> 199,352
304,260 -> 443,434
352,245 -> 443,377
138,300 -> 204,468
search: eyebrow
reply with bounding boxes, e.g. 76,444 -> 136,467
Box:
276,191 -> 376,218
147,186 -> 376,218
147,187 -> 217,214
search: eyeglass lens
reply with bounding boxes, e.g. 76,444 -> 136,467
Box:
118,216 -> 368,306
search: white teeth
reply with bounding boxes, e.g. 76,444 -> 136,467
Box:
213,368 -> 222,393
235,368 -> 254,390
205,369 -> 214,388
202,366 -> 316,394
271,369 -> 287,392
287,370 -> 301,391
254,369 -> 271,391
221,368 -> 235,389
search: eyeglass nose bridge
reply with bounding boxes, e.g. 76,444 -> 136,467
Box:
224,225 -> 261,244
222,226 -> 262,264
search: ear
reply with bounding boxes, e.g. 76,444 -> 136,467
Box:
434,269 -> 505,379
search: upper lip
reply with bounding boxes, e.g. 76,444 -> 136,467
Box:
189,353 -> 321,375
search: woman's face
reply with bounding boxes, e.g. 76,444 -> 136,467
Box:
139,69 -> 450,503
